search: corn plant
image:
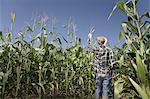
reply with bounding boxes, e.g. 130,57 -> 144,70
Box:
109,0 -> 150,98
0,13 -> 95,99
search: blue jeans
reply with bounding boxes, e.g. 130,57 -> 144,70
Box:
95,75 -> 111,99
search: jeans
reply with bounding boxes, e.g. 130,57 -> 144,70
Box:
95,74 -> 111,99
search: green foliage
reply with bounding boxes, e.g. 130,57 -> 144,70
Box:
0,15 -> 95,98
109,0 -> 150,98
0,0 -> 149,98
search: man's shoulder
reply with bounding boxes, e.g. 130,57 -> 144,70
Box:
93,45 -> 112,51
105,46 -> 112,51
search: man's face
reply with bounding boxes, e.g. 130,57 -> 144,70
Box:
97,39 -> 101,45
97,37 -> 105,45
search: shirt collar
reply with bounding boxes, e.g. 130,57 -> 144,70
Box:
99,44 -> 106,48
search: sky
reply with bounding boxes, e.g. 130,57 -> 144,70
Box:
0,0 -> 149,47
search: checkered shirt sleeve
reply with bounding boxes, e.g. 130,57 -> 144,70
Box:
109,49 -> 115,69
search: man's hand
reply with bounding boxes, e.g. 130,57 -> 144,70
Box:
88,33 -> 92,42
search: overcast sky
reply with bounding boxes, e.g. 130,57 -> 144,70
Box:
0,0 -> 149,47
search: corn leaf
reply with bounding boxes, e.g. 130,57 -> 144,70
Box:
107,5 -> 117,20
142,24 -> 150,38
140,21 -> 150,29
122,21 -> 138,33
114,78 -> 125,99
108,1 -> 125,21
0,31 -> 4,41
145,39 -> 150,48
11,12 -> 15,24
136,52 -> 149,87
129,77 -> 148,99
140,12 -> 150,19
118,32 -> 124,41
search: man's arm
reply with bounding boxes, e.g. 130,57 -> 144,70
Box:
88,40 -> 92,49
87,33 -> 94,51
109,49 -> 115,70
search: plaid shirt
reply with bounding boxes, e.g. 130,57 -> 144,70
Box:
88,44 -> 114,77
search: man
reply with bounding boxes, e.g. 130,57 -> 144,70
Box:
88,34 -> 114,99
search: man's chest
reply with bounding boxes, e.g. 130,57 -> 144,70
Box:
93,48 -> 108,60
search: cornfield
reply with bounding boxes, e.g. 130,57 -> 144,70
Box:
0,0 -> 150,99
